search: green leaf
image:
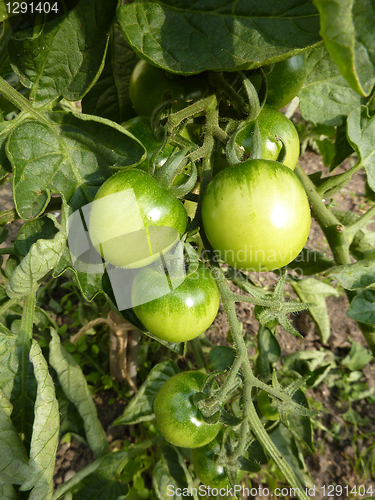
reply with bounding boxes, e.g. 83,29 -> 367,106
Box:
0,482 -> 18,500
209,346 -> 236,372
52,449 -> 131,500
291,278 -> 340,344
152,445 -> 195,500
347,289 -> 375,325
19,341 -> 59,500
342,408 -> 370,426
288,248 -> 335,275
269,424 -> 313,489
330,120 -> 354,171
341,341 -> 373,370
299,45 -> 364,126
6,111 -> 145,219
314,0 -> 375,97
255,325 -> 281,379
0,388 -> 29,485
114,360 -> 179,426
347,106 -> 375,192
49,329 -> 109,458
288,390 -> 314,453
6,228 -> 66,299
0,328 -> 18,399
330,255 -> 375,290
14,216 -> 59,257
82,24 -> 138,124
8,0 -> 118,108
117,1 -> 321,74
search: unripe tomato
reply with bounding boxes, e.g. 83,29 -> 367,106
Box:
264,53 -> 307,109
191,430 -> 231,488
214,106 -> 300,174
88,170 -> 187,269
129,60 -> 208,116
154,371 -> 222,448
202,159 -> 311,271
250,53 -> 307,110
132,262 -> 219,343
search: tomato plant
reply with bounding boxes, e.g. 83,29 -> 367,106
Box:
202,159 -> 311,271
153,371 -> 222,448
129,59 -> 208,116
88,169 -> 187,268
132,262 -> 220,343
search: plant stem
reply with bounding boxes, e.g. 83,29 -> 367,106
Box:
345,204 -> 375,240
211,267 -> 310,500
316,162 -> 363,197
295,164 -> 351,266
295,163 -> 375,357
0,247 -> 15,255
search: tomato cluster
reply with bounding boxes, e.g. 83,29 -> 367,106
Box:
88,53 -> 310,343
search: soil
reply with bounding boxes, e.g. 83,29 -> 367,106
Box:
1,133 -> 375,499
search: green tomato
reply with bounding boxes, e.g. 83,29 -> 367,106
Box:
89,169 -> 187,269
129,60 -> 208,116
154,371 -> 222,448
202,159 -> 311,271
257,391 -> 279,421
132,262 -> 219,343
237,106 -> 300,170
214,105 -> 299,174
191,430 -> 231,489
264,53 -> 307,110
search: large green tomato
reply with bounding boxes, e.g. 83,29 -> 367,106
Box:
129,60 -> 208,116
89,170 -> 187,269
154,371 -> 222,448
132,262 -> 219,343
202,159 -> 311,271
191,430 -> 231,489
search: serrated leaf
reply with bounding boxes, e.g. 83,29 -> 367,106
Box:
49,329 -> 109,458
117,1 -> 321,74
0,388 -> 29,485
314,0 -> 375,97
8,0 -> 118,107
6,229 -> 66,299
82,24 -> 138,124
330,256 -> 375,290
20,341 -> 59,500
341,341 -> 372,371
7,111 -> 145,220
299,45 -> 364,126
347,289 -> 375,325
347,106 -> 375,192
153,445 -> 195,500
114,360 -> 179,425
291,278 -> 340,344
